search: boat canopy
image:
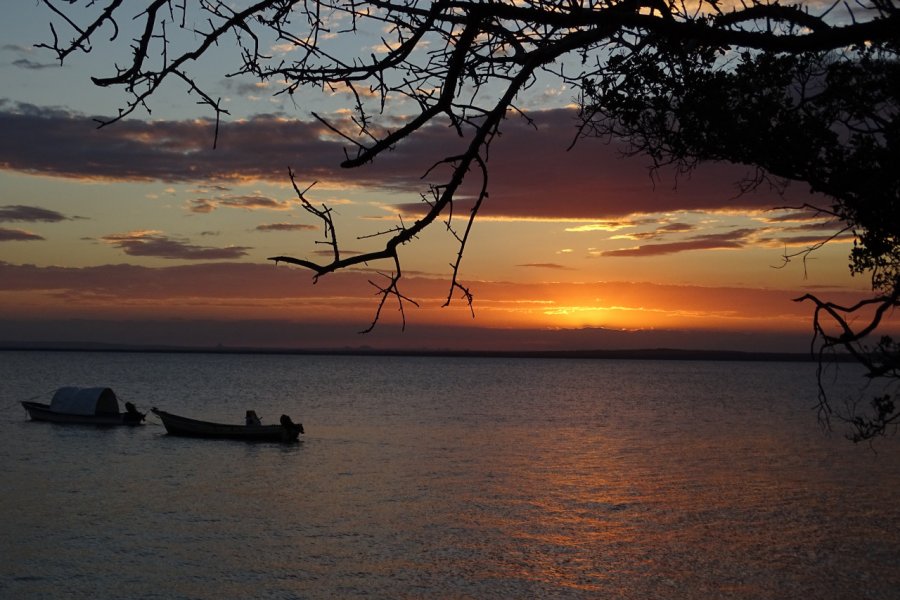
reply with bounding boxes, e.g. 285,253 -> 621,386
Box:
50,387 -> 121,415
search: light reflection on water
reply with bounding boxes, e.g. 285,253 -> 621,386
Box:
1,351 -> 899,599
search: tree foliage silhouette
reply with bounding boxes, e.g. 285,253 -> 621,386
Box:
578,28 -> 899,441
40,0 -> 899,439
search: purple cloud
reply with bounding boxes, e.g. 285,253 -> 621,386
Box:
101,231 -> 251,260
0,204 -> 68,222
602,229 -> 758,257
0,227 -> 44,241
189,194 -> 296,214
0,103 -> 820,221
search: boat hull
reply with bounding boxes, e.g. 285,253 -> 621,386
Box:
151,408 -> 303,442
21,401 -> 145,426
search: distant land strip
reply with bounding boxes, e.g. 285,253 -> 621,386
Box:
0,341 -> 849,362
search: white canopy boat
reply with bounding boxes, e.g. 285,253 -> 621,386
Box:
22,387 -> 145,426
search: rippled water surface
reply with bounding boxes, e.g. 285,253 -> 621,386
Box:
1,351 -> 899,599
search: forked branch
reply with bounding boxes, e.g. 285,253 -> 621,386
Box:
795,290 -> 900,440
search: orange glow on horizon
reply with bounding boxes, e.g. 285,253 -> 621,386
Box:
3,259 -> 894,350
1,264 -> 883,325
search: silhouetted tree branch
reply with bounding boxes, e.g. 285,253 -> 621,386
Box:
794,290 -> 900,441
40,0 -> 900,438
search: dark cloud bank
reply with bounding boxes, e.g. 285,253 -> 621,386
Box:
0,103 -> 816,221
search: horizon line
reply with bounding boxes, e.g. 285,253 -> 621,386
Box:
0,341 -> 835,363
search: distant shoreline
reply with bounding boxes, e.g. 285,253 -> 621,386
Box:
0,342 -> 836,362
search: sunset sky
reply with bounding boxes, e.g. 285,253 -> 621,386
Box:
0,3 -> 887,351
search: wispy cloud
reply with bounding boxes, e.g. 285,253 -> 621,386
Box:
565,220 -> 643,233
188,193 -> 295,214
517,262 -> 574,270
311,248 -> 363,257
758,232 -> 855,248
101,230 -> 252,260
780,220 -> 847,234
270,43 -> 296,54
255,223 -> 317,232
2,44 -> 57,70
221,79 -> 273,97
12,58 -> 57,70
0,227 -> 44,241
657,222 -> 696,234
0,204 -> 69,223
601,229 -> 758,257
612,222 -> 698,241
760,209 -> 834,223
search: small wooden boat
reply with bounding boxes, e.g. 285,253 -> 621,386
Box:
151,408 -> 304,442
22,387 -> 145,426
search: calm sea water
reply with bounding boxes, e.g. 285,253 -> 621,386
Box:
1,351 -> 899,599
